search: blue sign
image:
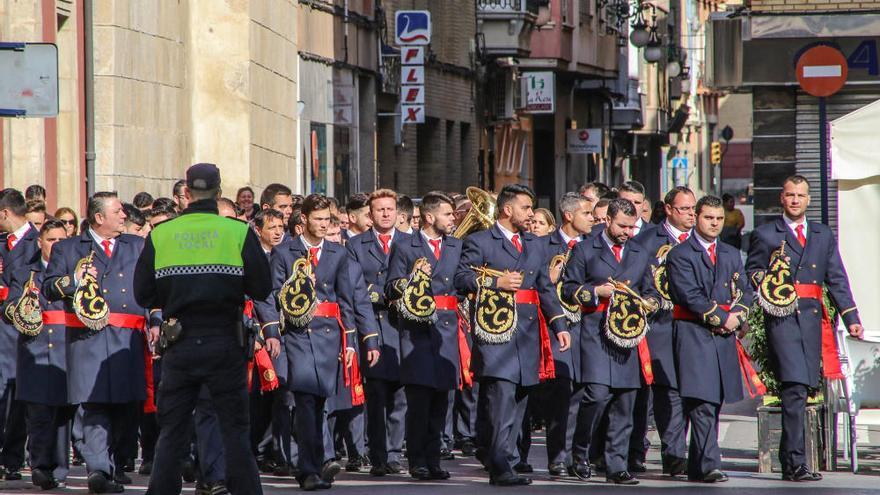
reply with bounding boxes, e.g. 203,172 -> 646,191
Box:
671,157 -> 688,169
395,11 -> 431,46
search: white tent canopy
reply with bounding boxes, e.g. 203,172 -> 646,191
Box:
831,99 -> 880,334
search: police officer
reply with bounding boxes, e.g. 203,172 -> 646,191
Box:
746,175 -> 863,481
134,163 -> 275,495
666,195 -> 753,482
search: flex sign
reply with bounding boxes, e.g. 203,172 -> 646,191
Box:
396,10 -> 431,124
523,72 -> 555,114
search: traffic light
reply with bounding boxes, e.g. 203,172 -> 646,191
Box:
711,141 -> 722,165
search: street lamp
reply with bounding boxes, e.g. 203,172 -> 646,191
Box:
630,11 -> 651,47
643,29 -> 663,63
667,59 -> 681,78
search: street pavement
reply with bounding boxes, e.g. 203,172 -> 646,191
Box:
3,397 -> 880,494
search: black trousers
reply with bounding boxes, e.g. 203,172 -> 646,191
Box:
629,385 -> 652,464
683,398 -> 722,477
479,378 -> 530,477
365,378 -> 406,465
404,385 -> 450,469
74,402 -> 138,477
454,383 -> 478,443
271,388 -> 296,467
544,378 -> 585,466
146,335 -> 262,495
0,380 -> 26,470
194,386 -> 226,483
779,382 -> 809,471
293,392 -> 326,478
26,403 -> 76,479
249,371 -> 275,461
329,405 -> 365,459
572,383 -> 637,475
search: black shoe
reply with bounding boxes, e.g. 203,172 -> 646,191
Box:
345,456 -> 363,472
490,472 -> 532,486
386,460 -> 403,474
114,471 -> 132,485
123,459 -> 135,473
87,471 -> 125,493
662,456 -> 687,476
460,440 -> 477,457
591,458 -> 606,472
628,460 -> 647,473
72,453 -> 85,466
182,459 -> 197,483
607,471 -> 639,485
701,469 -> 729,483
301,474 -> 331,491
138,460 -> 153,476
548,462 -> 568,476
428,468 -> 450,480
257,458 -> 276,473
320,460 -> 342,483
4,470 -> 22,481
370,464 -> 388,477
513,462 -> 533,474
195,481 -> 211,495
31,468 -> 59,490
783,465 -> 823,482
440,448 -> 455,460
208,481 -> 231,495
571,462 -> 592,481
409,467 -> 431,480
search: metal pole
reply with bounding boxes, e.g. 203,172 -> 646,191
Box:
84,0 -> 96,198
819,97 -> 829,225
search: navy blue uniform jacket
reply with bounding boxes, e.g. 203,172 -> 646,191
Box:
385,233 -> 463,390
562,234 -> 651,389
0,224 -> 39,394
667,236 -> 753,405
745,218 -> 860,387
347,230 -> 412,381
454,225 -> 567,387
3,255 -> 69,406
42,231 -> 148,404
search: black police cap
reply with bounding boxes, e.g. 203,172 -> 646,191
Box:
186,163 -> 221,191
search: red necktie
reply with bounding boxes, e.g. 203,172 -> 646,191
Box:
611,244 -> 622,262
511,234 -> 522,253
567,239 -> 577,250
309,247 -> 320,266
795,224 -> 806,248
708,243 -> 717,265
101,239 -> 113,258
428,239 -> 441,260
378,234 -> 391,255
6,234 -> 16,251
678,233 -> 689,244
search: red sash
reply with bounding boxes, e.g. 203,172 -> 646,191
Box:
0,286 -> 8,302
42,311 -> 156,412
795,283 -> 844,380
584,298 -> 654,385
243,300 -> 279,393
314,302 -> 364,406
515,289 -> 555,382
672,303 -> 766,396
434,295 -> 473,389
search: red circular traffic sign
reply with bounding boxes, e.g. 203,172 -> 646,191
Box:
796,46 -> 848,97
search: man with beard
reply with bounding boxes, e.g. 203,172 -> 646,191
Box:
562,198 -> 652,485
385,191 -> 463,481
455,184 -> 570,486
343,194 -> 372,243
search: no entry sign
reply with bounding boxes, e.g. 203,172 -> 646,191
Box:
796,46 -> 848,97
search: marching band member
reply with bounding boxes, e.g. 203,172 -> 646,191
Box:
666,195 -> 754,483
454,184 -> 570,486
562,198 -> 654,485
385,191 -> 463,480
746,175 -> 863,481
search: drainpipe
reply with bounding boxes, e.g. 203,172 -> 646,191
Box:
84,0 -> 96,197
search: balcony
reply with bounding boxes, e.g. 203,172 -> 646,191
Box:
477,0 -> 543,58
